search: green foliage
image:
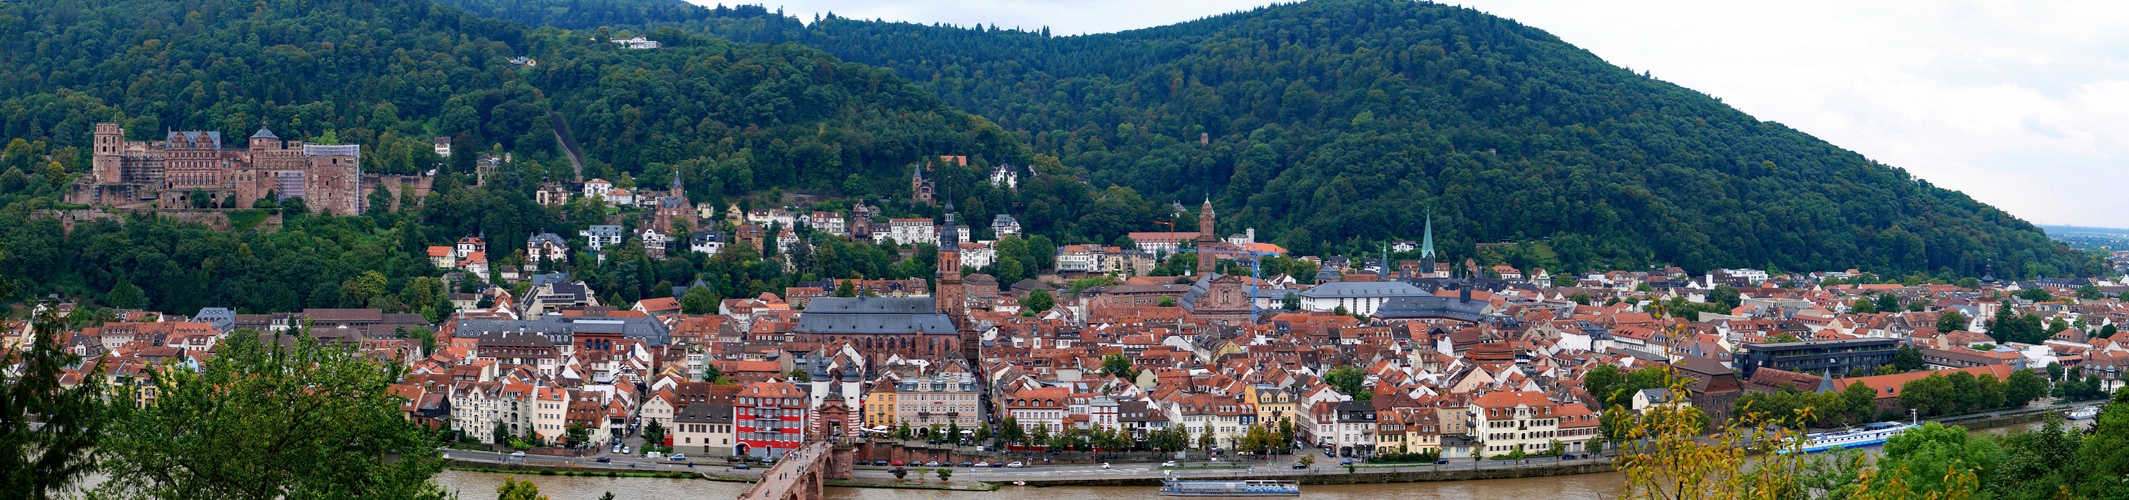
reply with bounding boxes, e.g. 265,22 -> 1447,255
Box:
466,0 -> 2098,277
1067,275 -> 1121,293
0,309 -> 108,500
1874,293 -> 1900,313
1706,286 -> 1741,310
1582,364 -> 1671,410
1101,353 -> 1137,380
1934,310 -> 1968,332
497,476 -> 549,500
1892,344 -> 1924,372
1849,297 -> 1877,314
1019,288 -> 1054,312
680,286 -> 717,314
95,331 -> 448,499
1324,366 -> 1370,401
1870,422 -> 2002,495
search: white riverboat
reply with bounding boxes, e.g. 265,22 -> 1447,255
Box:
1777,422 -> 1916,454
2067,406 -> 2100,420
1158,480 -> 1301,497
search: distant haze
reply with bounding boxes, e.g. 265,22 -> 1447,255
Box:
713,0 -> 2129,228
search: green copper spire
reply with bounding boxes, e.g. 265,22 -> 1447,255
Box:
1420,213 -> 1436,259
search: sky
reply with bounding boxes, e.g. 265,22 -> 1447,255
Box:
698,0 -> 2129,228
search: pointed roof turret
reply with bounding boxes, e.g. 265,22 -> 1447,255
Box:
1420,213 -> 1437,260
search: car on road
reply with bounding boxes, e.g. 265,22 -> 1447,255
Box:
670,453 -> 688,461
1291,462 -> 1307,469
733,464 -> 750,470
596,457 -> 611,463
1161,461 -> 1178,468
959,461 -> 973,467
1101,463 -> 1110,469
509,451 -> 526,459
872,460 -> 889,466
1340,459 -> 1354,466
975,461 -> 991,468
1434,459 -> 1450,465
1006,461 -> 1025,468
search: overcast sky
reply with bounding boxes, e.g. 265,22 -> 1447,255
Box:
701,0 -> 2129,228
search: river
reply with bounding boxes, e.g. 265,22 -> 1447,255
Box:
430,469 -> 1625,500
431,418 -> 2093,500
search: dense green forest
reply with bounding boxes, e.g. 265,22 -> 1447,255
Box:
0,0 -> 1112,313
431,0 -> 2099,278
0,0 -> 2102,316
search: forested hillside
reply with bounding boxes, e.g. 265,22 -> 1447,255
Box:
434,0 -> 2097,278
0,0 -> 1098,313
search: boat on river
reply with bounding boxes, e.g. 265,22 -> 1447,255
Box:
1158,480 -> 1300,496
1777,422 -> 1916,454
2067,406 -> 2100,420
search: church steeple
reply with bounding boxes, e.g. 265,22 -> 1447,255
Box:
1420,213 -> 1436,260
1419,212 -> 1437,278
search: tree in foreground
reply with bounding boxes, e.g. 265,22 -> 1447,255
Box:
496,476 -> 548,500
92,331 -> 449,500
1,308 -> 108,500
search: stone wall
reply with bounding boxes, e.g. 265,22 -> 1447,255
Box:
33,208 -> 283,233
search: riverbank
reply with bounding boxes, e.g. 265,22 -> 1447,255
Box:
1011,461 -> 1618,487
432,406 -> 2087,496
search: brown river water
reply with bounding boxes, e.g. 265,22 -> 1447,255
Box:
433,418 -> 2095,500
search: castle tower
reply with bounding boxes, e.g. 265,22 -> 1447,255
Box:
1196,198 -> 1217,275
92,123 -> 123,183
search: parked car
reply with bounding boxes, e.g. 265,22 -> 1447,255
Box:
670,454 -> 688,461
1340,459 -> 1354,466
733,463 -> 751,470
891,460 -> 905,466
988,461 -> 1005,468
873,460 -> 889,466
1434,459 -> 1450,465
1006,461 -> 1025,468
924,461 -> 940,467
975,461 -> 992,467
959,461 -> 973,467
1161,461 -> 1179,468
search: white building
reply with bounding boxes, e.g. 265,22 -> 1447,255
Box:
582,178 -> 613,198
887,219 -> 936,246
581,225 -> 625,253
958,242 -> 996,269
